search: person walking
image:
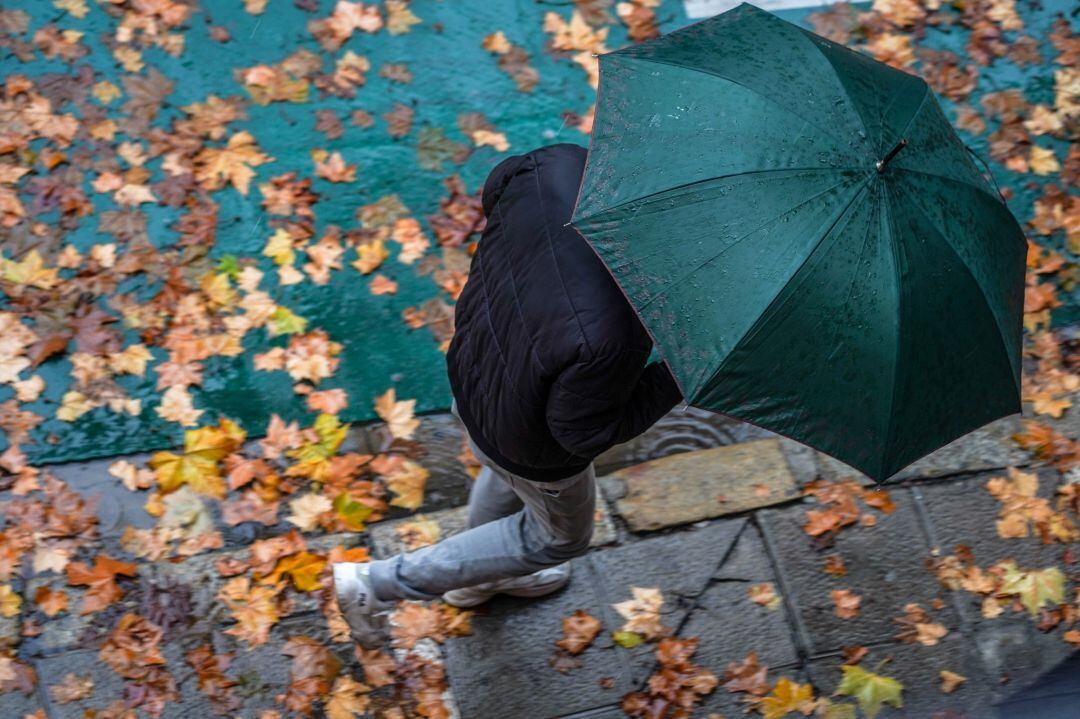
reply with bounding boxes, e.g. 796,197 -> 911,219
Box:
332,143 -> 683,647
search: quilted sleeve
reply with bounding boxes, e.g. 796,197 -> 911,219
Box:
545,349 -> 684,458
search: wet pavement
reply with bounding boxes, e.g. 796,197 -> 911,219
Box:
3,404 -> 1080,718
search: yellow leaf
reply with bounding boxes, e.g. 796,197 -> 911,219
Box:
114,46 -> 143,73
1,250 -> 59,289
0,584 -> 21,618
263,228 -> 296,266
385,0 -> 421,34
92,80 -> 121,104
482,31 -> 511,54
748,582 -> 780,610
155,385 -> 204,426
612,587 -> 667,640
56,391 -> 93,422
201,272 -> 237,309
55,0 -> 89,18
471,129 -> 509,152
148,418 -> 246,498
1029,146 -> 1060,176
286,413 -> 348,480
760,677 -> 815,719
352,238 -> 389,274
543,10 -> 608,52
262,551 -> 327,592
268,306 -> 307,336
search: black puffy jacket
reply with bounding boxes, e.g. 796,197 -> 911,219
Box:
446,143 -> 683,482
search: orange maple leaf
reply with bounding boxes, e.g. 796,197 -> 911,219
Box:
65,554 -> 137,614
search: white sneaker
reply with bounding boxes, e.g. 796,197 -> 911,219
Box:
332,563 -> 395,648
441,563 -> 572,608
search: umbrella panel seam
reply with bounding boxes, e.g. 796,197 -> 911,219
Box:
891,180 -> 1023,400
572,166 -> 866,227
894,167 -> 1013,215
612,53 -> 857,151
688,176 -> 874,399
627,174 -> 868,319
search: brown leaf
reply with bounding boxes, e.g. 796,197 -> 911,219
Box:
722,651 -> 769,696
65,554 -> 137,614
186,645 -> 242,715
280,636 -> 343,716
555,609 -> 602,655
831,589 -> 862,619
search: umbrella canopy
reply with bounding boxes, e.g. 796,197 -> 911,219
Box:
570,3 -> 1026,481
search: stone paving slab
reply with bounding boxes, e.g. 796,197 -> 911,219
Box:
815,414 -> 1030,483
679,524 -> 806,719
45,454 -> 158,544
367,484 -> 618,560
913,468 -> 1072,628
758,491 -> 957,656
696,665 -> 809,718
914,468 -> 1068,568
441,519 -> 745,719
601,440 -> 800,532
442,557 -> 631,719
0,684 -> 46,718
555,706 -> 634,719
682,524 -> 801,676
22,531 -> 362,656
806,635 -> 995,719
31,612 -> 342,719
587,519 -> 747,684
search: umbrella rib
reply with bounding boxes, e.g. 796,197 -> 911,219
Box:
890,84 -> 930,153
894,167 -> 1006,212
689,176 -> 873,397
573,166 -> 861,227
880,181 -> 903,480
630,175 -> 864,313
892,181 -> 1023,398
791,27 -> 874,148
616,54 -> 853,148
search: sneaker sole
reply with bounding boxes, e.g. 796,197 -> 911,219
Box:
442,572 -> 572,608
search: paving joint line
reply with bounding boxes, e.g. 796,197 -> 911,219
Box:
753,512 -> 816,662
621,518 -> 750,695
906,483 -> 975,633
582,552 -> 642,692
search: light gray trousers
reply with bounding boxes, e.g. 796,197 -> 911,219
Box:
367,403 -> 597,601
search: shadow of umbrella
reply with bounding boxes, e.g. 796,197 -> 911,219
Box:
995,651 -> 1080,718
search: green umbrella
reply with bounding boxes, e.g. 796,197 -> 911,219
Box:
570,3 -> 1026,481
